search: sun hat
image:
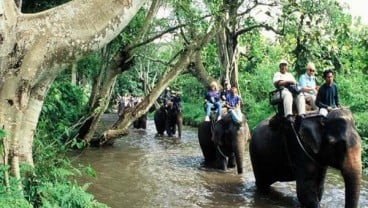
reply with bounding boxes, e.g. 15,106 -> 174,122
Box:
279,59 -> 288,66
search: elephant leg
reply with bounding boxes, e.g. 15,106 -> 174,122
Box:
296,166 -> 326,208
154,109 -> 166,135
227,152 -> 236,168
254,175 -> 273,192
198,122 -> 217,167
172,123 -> 176,135
296,179 -> 321,208
165,119 -> 172,136
141,119 -> 147,129
316,168 -> 327,201
251,160 -> 274,191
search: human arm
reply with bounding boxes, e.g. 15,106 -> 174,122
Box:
334,85 -> 341,108
225,95 -> 240,109
299,74 -> 317,93
273,72 -> 297,88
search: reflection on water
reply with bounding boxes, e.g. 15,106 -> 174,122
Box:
72,120 -> 368,208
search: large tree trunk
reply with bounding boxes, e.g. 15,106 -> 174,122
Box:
0,0 -> 147,182
78,66 -> 119,143
78,0 -> 161,145
216,0 -> 241,88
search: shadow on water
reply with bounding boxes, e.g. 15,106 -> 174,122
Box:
72,119 -> 368,208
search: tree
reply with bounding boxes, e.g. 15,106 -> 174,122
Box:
184,0 -> 280,90
0,0 -> 147,183
277,0 -> 352,73
76,0 -> 161,144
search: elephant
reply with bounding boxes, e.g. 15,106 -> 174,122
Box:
154,102 -> 183,138
133,113 -> 147,129
198,113 -> 250,174
249,108 -> 362,208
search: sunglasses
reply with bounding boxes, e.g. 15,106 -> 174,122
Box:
308,69 -> 315,72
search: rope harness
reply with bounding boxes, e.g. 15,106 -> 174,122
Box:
288,122 -> 322,168
209,111 -> 228,159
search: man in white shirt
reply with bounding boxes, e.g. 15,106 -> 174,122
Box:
273,60 -> 306,122
299,62 -> 318,110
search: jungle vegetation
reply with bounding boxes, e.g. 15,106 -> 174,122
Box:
0,0 -> 367,207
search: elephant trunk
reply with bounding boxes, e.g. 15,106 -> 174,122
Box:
341,146 -> 362,208
233,134 -> 245,174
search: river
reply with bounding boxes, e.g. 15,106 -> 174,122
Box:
73,117 -> 368,208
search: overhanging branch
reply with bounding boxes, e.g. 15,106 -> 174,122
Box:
235,23 -> 282,37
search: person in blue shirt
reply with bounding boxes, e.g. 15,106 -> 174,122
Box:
224,87 -> 243,124
299,62 -> 318,110
204,81 -> 222,122
221,81 -> 231,101
316,69 -> 341,114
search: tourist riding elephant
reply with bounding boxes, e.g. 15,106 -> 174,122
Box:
249,108 -> 362,208
154,102 -> 183,138
198,113 -> 250,174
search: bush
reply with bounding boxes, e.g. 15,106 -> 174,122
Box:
39,182 -> 108,208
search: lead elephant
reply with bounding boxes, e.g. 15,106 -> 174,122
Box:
198,113 -> 250,174
154,103 -> 183,138
249,108 -> 362,208
133,113 -> 147,129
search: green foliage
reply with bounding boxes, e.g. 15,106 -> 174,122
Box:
201,41 -> 222,77
76,53 -> 103,87
38,78 -> 88,143
0,129 -> 7,138
39,182 -> 108,208
0,196 -> 31,208
23,76 -> 103,207
182,102 -> 204,127
337,71 -> 368,112
0,168 -> 32,208
361,137 -> 368,175
19,134 -> 105,207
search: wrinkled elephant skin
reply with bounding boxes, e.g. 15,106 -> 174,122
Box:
154,106 -> 182,138
198,114 -> 250,174
133,114 -> 147,129
249,109 -> 362,208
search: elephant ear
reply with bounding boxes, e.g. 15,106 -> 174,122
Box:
212,115 -> 233,145
212,120 -> 225,145
298,117 -> 325,154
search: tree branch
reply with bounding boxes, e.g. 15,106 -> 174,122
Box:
237,1 -> 277,17
235,23 -> 282,37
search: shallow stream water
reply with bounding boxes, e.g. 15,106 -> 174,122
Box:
72,118 -> 368,208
